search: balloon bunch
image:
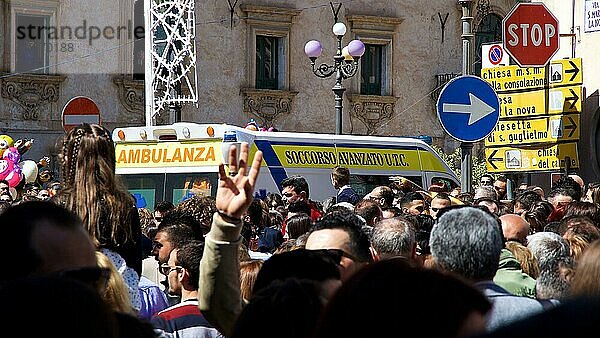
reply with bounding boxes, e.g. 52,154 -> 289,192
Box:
0,135 -> 37,188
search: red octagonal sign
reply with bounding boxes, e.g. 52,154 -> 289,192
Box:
503,3 -> 559,67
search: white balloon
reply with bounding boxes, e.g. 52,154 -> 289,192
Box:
19,160 -> 38,183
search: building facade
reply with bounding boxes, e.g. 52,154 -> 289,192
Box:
0,0 -> 519,174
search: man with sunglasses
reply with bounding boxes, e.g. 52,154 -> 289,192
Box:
152,240 -> 221,337
305,211 -> 373,281
153,219 -> 199,306
493,175 -> 509,201
429,192 -> 452,219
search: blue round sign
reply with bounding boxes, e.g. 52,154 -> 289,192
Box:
436,75 -> 500,143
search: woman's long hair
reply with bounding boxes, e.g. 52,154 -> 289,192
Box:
58,123 -> 136,247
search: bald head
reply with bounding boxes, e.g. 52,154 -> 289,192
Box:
500,214 -> 530,244
568,174 -> 584,191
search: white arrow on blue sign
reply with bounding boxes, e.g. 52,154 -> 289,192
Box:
436,75 -> 500,143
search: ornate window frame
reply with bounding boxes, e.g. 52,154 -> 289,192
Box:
240,4 -> 300,91
347,15 -> 402,96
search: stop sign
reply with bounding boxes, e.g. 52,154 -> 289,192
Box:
502,3 -> 559,67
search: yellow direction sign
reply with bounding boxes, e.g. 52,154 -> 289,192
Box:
481,65 -> 546,93
549,58 -> 582,88
486,114 -> 579,146
481,58 -> 582,94
498,85 -> 581,118
486,142 -> 579,173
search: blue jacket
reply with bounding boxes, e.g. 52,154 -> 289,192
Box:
475,281 -> 553,331
337,185 -> 360,205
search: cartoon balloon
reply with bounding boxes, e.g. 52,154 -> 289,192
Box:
3,146 -> 21,164
5,164 -> 21,187
19,160 -> 39,184
0,160 -> 10,180
0,159 -> 22,187
0,135 -> 14,150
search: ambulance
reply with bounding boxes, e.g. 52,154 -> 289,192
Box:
112,122 -> 460,209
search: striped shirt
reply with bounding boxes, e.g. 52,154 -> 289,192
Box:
151,299 -> 222,338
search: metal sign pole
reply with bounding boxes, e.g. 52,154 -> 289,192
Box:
461,142 -> 473,193
460,0 -> 474,193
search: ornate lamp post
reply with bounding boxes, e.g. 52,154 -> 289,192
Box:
304,22 -> 365,135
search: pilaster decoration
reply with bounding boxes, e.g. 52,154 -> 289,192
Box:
241,88 -> 298,127
347,94 -> 398,135
0,74 -> 65,120
113,76 -> 145,119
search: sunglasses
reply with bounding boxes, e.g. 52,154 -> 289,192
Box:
55,267 -> 110,290
430,207 -> 440,212
414,205 -> 425,212
154,217 -> 163,222
311,248 -> 365,264
159,263 -> 183,276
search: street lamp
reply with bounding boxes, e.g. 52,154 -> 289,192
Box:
304,22 -> 365,135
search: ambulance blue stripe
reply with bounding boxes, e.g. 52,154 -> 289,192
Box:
254,140 -> 288,192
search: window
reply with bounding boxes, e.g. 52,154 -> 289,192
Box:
241,5 -> 299,91
14,13 -> 51,74
350,174 -> 422,198
255,35 -> 280,90
347,15 -> 401,97
119,172 -> 218,209
360,44 -> 383,95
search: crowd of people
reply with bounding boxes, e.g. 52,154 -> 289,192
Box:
2,123 -> 600,337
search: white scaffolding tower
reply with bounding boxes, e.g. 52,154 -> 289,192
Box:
144,0 -> 198,126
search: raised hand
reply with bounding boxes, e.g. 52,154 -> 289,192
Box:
215,142 -> 263,220
38,156 -> 51,167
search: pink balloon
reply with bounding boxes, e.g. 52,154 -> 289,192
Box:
3,147 -> 20,164
0,160 -> 11,180
5,164 -> 21,187
0,159 -> 21,187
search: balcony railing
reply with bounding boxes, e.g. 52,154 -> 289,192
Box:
430,73 -> 459,101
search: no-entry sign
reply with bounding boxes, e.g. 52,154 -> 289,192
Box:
502,3 -> 559,67
62,96 -> 101,133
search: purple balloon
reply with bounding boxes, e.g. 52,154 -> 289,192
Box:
347,40 -> 365,57
3,147 -> 20,164
304,40 -> 323,58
